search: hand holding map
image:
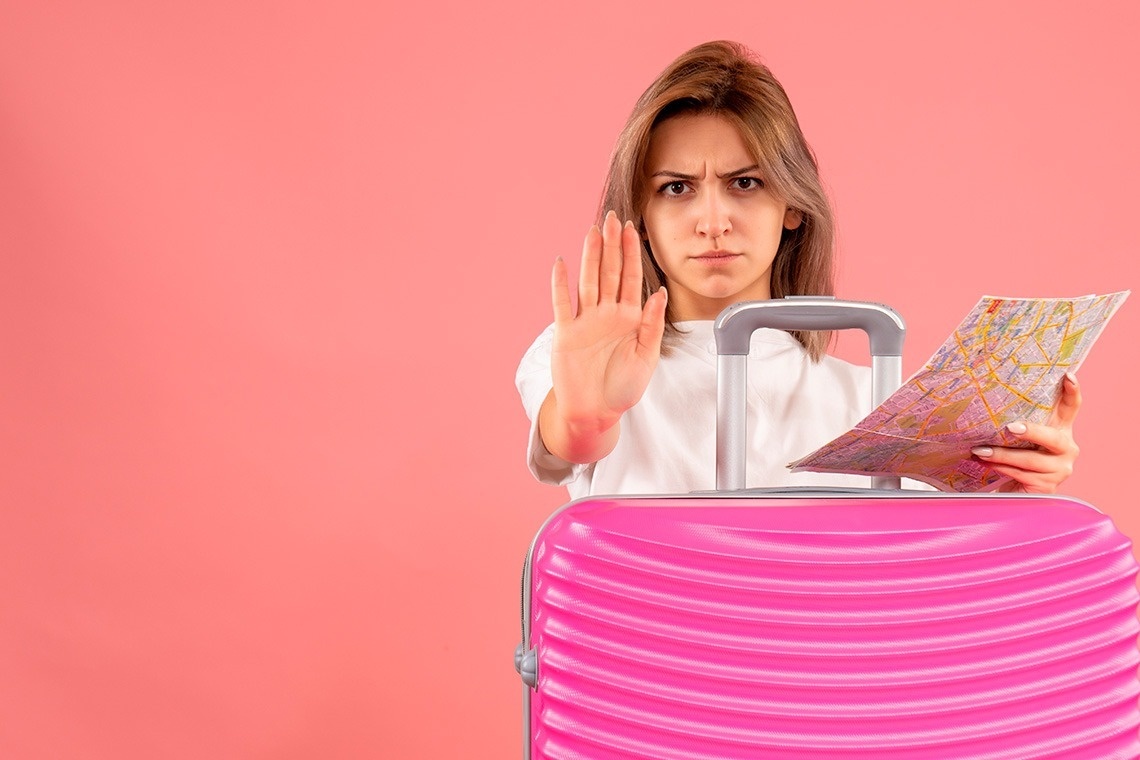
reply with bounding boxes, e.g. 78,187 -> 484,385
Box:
790,292 -> 1130,492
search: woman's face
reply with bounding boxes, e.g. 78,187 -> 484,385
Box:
642,113 -> 800,321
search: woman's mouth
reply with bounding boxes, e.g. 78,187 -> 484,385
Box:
694,251 -> 740,265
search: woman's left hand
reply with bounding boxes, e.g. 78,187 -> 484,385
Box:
971,373 -> 1082,494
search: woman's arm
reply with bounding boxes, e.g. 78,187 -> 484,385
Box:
539,211 -> 667,464
971,372 -> 1082,493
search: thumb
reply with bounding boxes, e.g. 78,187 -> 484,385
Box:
637,286 -> 667,357
1050,372 -> 1082,428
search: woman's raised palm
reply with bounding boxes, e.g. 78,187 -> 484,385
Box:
550,211 -> 668,432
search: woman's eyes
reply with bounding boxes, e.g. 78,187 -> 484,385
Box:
656,177 -> 765,196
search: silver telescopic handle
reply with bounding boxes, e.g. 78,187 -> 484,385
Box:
714,297 -> 906,492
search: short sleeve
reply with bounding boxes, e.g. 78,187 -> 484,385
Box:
515,324 -> 591,487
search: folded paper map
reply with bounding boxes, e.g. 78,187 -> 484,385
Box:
790,292 -> 1130,491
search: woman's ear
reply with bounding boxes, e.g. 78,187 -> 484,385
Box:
783,208 -> 803,230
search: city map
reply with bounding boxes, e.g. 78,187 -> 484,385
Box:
790,292 -> 1129,491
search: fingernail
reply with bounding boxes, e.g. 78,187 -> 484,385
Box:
972,447 -> 994,458
1007,421 -> 1027,435
624,220 -> 634,229
1065,371 -> 1078,385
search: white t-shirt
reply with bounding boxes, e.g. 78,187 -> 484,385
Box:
516,320 -> 901,500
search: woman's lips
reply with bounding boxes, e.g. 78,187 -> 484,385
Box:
693,251 -> 741,264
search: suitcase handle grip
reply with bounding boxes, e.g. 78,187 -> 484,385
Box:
713,298 -> 906,491
714,297 -> 905,356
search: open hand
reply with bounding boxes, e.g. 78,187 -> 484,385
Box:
548,210 -> 668,441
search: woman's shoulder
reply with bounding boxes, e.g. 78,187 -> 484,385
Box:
814,352 -> 873,397
518,323 -> 556,367
516,323 -> 557,411
817,351 -> 872,377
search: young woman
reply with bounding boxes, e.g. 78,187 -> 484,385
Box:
516,40 -> 1080,499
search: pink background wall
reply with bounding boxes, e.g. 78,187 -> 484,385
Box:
2,1 -> 1138,757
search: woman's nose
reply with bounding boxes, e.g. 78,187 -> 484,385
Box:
695,189 -> 731,238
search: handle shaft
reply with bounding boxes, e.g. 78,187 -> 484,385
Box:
713,298 -> 906,491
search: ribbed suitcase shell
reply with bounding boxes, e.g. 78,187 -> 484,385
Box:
522,492 -> 1140,759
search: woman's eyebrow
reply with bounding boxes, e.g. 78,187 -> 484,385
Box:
648,164 -> 761,180
719,164 -> 761,179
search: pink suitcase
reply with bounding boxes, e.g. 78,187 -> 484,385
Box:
515,299 -> 1140,759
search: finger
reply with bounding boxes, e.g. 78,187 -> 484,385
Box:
578,223 -> 602,310
1003,419 -> 1079,457
598,210 -> 623,302
1050,372 -> 1082,429
551,256 -> 573,324
970,444 -> 1058,475
637,286 -> 668,358
619,220 -> 644,306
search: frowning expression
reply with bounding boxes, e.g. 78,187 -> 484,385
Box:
642,113 -> 801,321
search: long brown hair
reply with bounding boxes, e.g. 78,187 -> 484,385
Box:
599,40 -> 836,360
